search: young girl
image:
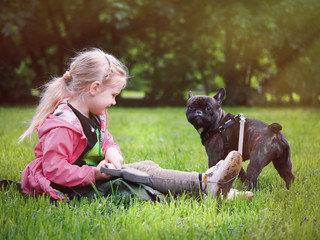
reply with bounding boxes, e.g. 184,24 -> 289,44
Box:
19,48 -> 252,201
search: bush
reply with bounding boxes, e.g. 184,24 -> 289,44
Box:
0,61 -> 35,105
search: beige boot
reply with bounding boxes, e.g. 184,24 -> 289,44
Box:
202,151 -> 242,198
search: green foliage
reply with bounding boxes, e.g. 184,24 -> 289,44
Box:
1,106 -> 320,239
0,0 -> 320,105
0,61 -> 31,104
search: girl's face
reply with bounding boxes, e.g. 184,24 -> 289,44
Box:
87,78 -> 124,115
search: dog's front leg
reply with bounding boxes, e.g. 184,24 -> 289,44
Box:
207,150 -> 224,168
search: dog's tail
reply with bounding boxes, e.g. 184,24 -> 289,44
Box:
268,123 -> 282,133
271,127 -> 295,189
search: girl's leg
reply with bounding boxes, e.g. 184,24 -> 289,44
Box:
125,151 -> 244,198
124,161 -> 200,195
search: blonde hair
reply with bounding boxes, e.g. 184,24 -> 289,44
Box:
19,48 -> 128,142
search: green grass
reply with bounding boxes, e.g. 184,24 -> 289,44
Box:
1,106 -> 320,239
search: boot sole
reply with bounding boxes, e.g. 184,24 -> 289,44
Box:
227,189 -> 254,202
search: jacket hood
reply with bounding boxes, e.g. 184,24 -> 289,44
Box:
37,100 -> 83,138
37,99 -> 108,145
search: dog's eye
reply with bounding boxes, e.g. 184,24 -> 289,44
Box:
206,106 -> 212,111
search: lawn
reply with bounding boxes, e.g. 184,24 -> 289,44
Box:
1,106 -> 319,239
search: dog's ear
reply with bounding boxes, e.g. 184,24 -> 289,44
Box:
188,91 -> 193,99
213,88 -> 226,106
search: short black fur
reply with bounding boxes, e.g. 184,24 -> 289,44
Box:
186,88 -> 295,190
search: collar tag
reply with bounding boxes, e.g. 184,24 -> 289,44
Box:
197,128 -> 204,134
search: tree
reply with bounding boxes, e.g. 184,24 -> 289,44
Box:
1,0 -> 319,105
263,0 -> 320,105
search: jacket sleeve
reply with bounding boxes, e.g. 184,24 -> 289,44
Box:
102,130 -> 122,155
41,127 -> 96,187
101,111 -> 122,155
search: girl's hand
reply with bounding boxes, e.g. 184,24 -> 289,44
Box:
94,160 -> 115,180
104,147 -> 124,169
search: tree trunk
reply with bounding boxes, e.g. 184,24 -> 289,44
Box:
223,28 -> 238,105
149,11 -> 161,102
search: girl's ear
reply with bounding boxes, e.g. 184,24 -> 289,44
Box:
89,81 -> 101,95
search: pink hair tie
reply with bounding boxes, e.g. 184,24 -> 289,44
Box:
63,71 -> 72,80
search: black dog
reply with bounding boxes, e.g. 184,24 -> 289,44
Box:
186,88 -> 295,190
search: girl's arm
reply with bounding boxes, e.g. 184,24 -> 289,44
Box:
104,147 -> 124,169
101,131 -> 124,169
101,111 -> 124,169
94,160 -> 117,180
101,130 -> 122,155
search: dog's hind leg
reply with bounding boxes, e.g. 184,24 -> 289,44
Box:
271,133 -> 295,189
272,151 -> 295,189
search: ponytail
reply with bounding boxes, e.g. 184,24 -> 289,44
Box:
18,76 -> 70,142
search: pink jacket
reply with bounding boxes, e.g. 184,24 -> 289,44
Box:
21,100 -> 121,200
